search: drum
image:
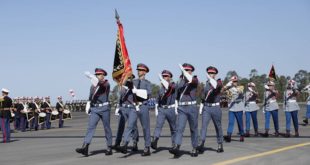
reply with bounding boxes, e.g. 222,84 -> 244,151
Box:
62,109 -> 72,120
38,112 -> 46,125
51,111 -> 59,121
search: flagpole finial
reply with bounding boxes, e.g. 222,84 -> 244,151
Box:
115,9 -> 120,20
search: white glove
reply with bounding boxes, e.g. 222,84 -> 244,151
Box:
85,101 -> 91,115
155,104 -> 158,116
264,84 -> 269,90
159,74 -> 169,90
225,81 -> 233,88
199,103 -> 203,115
84,71 -> 98,87
132,86 -> 137,94
132,86 -> 148,99
248,87 -> 253,92
115,106 -> 120,116
175,100 -> 178,115
178,64 -> 192,83
207,74 -> 217,89
135,105 -> 140,112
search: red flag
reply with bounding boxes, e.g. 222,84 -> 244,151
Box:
268,65 -> 277,80
112,13 -> 133,85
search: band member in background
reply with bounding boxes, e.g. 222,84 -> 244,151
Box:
151,70 -> 177,151
262,81 -> 280,137
244,82 -> 259,137
33,97 -> 41,131
283,80 -> 300,137
302,83 -> 310,125
0,88 -> 13,143
222,76 -> 245,142
76,68 -> 113,156
170,63 -> 199,157
27,97 -> 36,131
197,66 -> 224,154
20,97 -> 28,132
56,96 -> 65,128
41,96 -> 52,129
13,97 -> 22,131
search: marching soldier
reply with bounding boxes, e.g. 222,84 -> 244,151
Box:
41,96 -> 52,129
283,80 -> 300,137
130,63 -> 152,156
151,70 -> 177,150
302,83 -> 310,125
0,88 -> 13,143
33,96 -> 41,131
197,66 -> 224,154
76,68 -> 113,156
169,63 -> 199,157
56,96 -> 65,128
262,81 -> 280,137
13,97 -> 22,131
27,97 -> 36,130
244,82 -> 259,137
222,76 -> 245,142
20,97 -> 28,132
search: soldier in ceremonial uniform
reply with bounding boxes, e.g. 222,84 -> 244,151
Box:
27,97 -> 36,130
13,97 -> 22,131
151,70 -> 177,150
302,83 -> 310,125
32,96 -> 41,131
244,82 -> 259,137
283,80 -> 300,137
197,66 -> 224,154
20,97 -> 28,132
41,96 -> 52,129
169,63 -> 199,157
56,96 -> 65,128
262,81 -> 280,137
222,76 -> 245,142
119,63 -> 152,156
0,88 -> 13,143
76,68 -> 113,156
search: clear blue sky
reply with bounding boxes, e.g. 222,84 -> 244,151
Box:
1,0 -> 309,103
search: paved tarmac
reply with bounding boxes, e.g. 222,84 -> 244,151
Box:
0,105 -> 309,165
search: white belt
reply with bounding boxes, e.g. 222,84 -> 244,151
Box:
248,101 -> 256,104
269,100 -> 276,103
179,101 -> 197,106
93,102 -> 109,107
288,100 -> 296,103
160,104 -> 175,109
204,102 -> 220,107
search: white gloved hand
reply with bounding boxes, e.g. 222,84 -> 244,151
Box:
115,106 -> 120,116
178,64 -> 192,83
207,74 -> 217,89
155,104 -> 158,116
159,74 -> 169,90
199,103 -> 203,115
85,101 -> 91,115
264,84 -> 269,90
248,87 -> 253,92
175,100 -> 178,115
132,86 -> 137,94
84,71 -> 98,87
135,105 -> 140,112
225,81 -> 233,88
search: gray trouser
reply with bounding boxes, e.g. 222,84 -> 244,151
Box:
122,107 -> 138,144
175,105 -> 199,148
137,105 -> 151,147
84,106 -> 113,147
200,105 -> 223,144
153,108 -> 177,144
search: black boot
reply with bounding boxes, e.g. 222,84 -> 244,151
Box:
254,129 -> 259,137
303,118 -> 308,125
262,130 -> 269,137
295,129 -> 299,137
191,148 -> 198,157
224,135 -> 231,143
274,131 -> 279,137
151,137 -> 159,150
118,142 -> 128,154
217,143 -> 224,153
240,135 -> 244,142
169,145 -> 180,156
285,130 -> 290,138
244,131 -> 250,137
141,147 -> 151,156
105,146 -> 113,156
76,143 -> 89,156
132,141 -> 138,152
197,140 -> 205,154
112,141 -> 121,150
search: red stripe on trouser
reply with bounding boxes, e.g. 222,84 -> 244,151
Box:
1,118 -> 6,143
